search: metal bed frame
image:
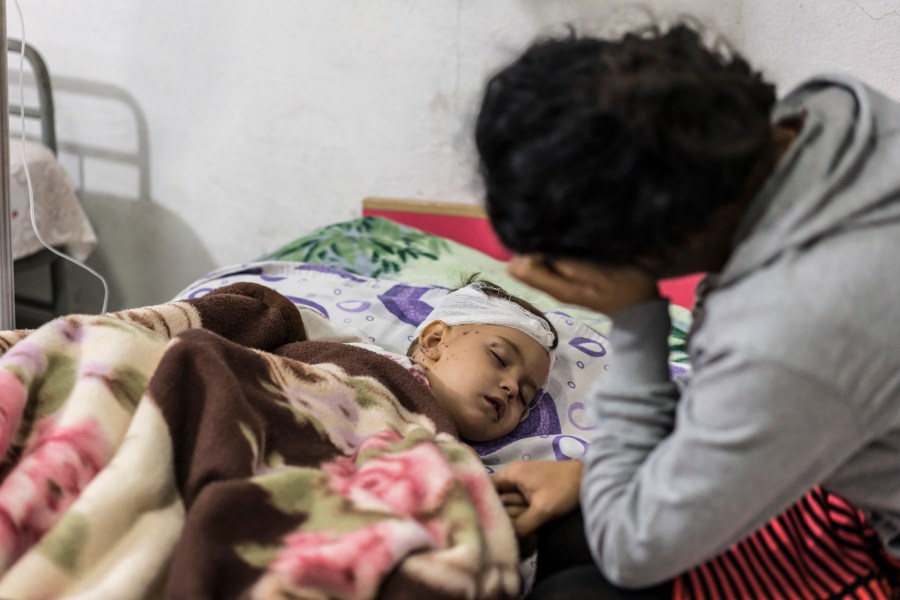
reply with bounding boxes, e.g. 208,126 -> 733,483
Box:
7,38 -> 56,152
0,32 -> 65,330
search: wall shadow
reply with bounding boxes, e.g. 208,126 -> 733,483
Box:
50,75 -> 215,311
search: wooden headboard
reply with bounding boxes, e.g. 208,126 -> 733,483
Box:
362,196 -> 702,308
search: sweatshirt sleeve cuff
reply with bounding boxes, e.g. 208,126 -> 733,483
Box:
608,298 -> 673,384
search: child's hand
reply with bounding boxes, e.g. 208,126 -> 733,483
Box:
498,491 -> 539,556
499,490 -> 529,519
507,254 -> 659,315
491,459 -> 584,539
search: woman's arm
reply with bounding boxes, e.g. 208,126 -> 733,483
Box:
580,300 -> 860,588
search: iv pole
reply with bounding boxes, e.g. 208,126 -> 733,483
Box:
0,0 -> 14,330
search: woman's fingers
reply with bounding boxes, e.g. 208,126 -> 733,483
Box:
508,254 -> 660,313
507,255 -> 604,308
507,255 -> 575,301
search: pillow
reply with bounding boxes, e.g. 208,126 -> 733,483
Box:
175,259 -> 689,470
262,216 -> 691,364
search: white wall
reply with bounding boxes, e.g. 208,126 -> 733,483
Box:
740,0 -> 900,100
11,1 -> 744,310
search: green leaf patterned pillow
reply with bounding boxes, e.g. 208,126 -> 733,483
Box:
262,216 -> 690,366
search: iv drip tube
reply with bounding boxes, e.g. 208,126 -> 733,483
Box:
0,0 -> 16,330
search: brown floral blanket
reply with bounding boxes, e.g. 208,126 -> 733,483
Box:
0,283 -> 520,599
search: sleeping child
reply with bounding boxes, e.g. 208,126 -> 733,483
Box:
351,276 -> 558,443
0,276 -> 558,600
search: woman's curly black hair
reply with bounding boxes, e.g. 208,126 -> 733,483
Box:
475,23 -> 777,266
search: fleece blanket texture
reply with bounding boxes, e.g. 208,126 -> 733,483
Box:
0,283 -> 519,600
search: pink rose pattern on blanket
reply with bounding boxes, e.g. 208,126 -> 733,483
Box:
0,283 -> 520,600
268,522 -> 439,599
0,316 -> 159,574
0,416 -> 110,570
324,429 -> 456,517
266,433 -> 457,599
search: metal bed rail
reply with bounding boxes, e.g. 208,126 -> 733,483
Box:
4,35 -> 67,328
6,37 -> 56,154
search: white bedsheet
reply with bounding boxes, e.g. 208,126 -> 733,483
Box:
8,139 -> 96,261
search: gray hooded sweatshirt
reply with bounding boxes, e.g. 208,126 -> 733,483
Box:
581,74 -> 900,587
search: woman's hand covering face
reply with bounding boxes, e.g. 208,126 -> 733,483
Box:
507,255 -> 660,315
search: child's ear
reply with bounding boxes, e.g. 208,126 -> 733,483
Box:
418,321 -> 447,361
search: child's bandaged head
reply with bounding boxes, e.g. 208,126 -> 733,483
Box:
414,282 -> 557,353
414,281 -> 557,422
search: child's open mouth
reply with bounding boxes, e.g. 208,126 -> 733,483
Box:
486,396 -> 503,420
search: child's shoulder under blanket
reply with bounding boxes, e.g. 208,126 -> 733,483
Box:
0,283 -> 521,600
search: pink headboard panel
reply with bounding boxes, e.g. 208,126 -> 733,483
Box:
362,202 -> 512,261
659,274 -> 703,310
362,198 -> 701,308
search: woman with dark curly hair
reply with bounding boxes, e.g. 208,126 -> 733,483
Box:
479,22 -> 900,600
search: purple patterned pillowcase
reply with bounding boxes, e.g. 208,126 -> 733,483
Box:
176,261 -> 611,469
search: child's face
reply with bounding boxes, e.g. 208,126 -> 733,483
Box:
417,322 -> 551,442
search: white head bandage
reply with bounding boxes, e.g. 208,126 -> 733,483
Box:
413,283 -> 556,352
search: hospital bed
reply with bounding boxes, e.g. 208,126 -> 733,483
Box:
0,39 -> 894,598
6,39 -> 97,328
